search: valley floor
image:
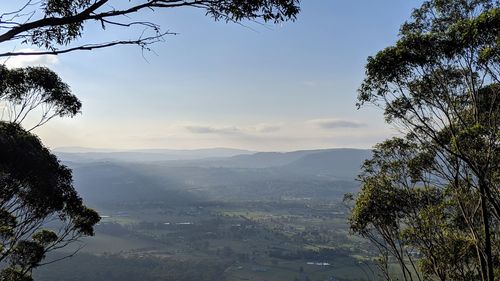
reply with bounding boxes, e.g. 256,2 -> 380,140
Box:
35,200 -> 378,281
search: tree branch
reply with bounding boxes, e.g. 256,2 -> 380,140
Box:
0,32 -> 175,57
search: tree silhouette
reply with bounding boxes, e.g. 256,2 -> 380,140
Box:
0,0 -> 300,57
0,65 -> 81,131
0,121 -> 100,280
0,64 -> 98,281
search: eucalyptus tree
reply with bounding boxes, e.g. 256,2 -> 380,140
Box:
0,66 -> 99,280
0,65 -> 81,131
350,0 -> 499,280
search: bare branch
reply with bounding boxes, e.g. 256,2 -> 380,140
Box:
0,31 -> 174,57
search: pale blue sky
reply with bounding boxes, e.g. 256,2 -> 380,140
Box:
2,1 -> 423,151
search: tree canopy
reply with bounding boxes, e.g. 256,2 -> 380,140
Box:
0,65 -> 90,281
0,65 -> 81,130
0,0 -> 300,57
350,0 -> 499,280
0,121 -> 100,280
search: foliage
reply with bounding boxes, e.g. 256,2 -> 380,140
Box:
0,0 -> 300,56
0,121 -> 100,281
350,0 -> 499,280
0,65 -> 81,130
0,64 -> 94,281
350,137 -> 487,280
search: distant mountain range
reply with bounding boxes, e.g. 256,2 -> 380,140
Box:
55,147 -> 371,169
58,148 -> 372,206
197,148 -> 371,172
53,147 -> 255,162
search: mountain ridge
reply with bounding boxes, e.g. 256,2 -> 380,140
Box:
55,147 -> 371,166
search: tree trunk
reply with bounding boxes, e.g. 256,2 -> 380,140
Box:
479,180 -> 495,281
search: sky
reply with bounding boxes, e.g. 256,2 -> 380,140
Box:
1,1 -> 423,151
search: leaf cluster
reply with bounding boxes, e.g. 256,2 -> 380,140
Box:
0,122 -> 100,280
0,65 -> 81,130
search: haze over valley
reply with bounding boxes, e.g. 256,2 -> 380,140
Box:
2,0 -> 498,280
33,148 -> 375,281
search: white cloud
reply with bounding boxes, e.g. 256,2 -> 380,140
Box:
3,49 -> 59,68
185,123 -> 283,136
185,125 -> 241,135
253,124 -> 281,133
308,118 -> 367,129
